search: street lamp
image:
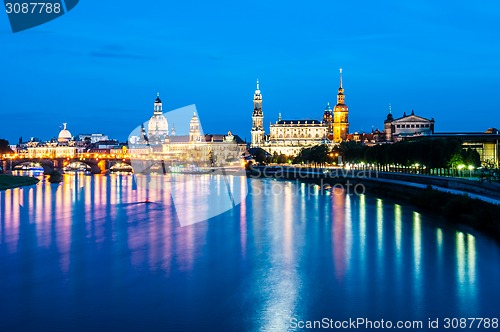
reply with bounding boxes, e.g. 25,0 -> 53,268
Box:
468,165 -> 474,178
457,164 -> 465,177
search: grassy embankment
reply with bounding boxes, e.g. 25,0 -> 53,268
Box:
0,175 -> 39,190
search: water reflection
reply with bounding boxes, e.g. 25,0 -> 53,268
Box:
0,176 -> 497,331
413,212 -> 423,313
456,232 -> 478,313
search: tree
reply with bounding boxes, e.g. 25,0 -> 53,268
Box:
249,147 -> 271,164
277,154 -> 288,164
462,148 -> 480,167
0,139 -> 14,154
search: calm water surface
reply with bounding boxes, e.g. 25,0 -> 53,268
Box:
0,174 -> 499,331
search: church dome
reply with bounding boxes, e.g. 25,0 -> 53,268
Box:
148,114 -> 169,136
334,104 -> 348,112
385,113 -> 394,123
58,123 -> 72,143
147,93 -> 169,143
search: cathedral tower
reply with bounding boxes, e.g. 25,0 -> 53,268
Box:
251,79 -> 265,147
323,102 -> 333,138
148,93 -> 169,144
189,112 -> 202,142
333,68 -> 349,142
384,104 -> 394,141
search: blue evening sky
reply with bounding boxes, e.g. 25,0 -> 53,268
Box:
1,0 -> 499,143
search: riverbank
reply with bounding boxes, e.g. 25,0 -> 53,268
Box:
0,175 -> 40,190
248,166 -> 500,240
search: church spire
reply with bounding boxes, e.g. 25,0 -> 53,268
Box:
251,79 -> 264,147
254,79 -> 261,98
339,68 -> 343,90
154,92 -> 162,114
337,68 -> 345,104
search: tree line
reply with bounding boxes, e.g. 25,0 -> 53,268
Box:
250,138 -> 481,168
339,138 -> 480,168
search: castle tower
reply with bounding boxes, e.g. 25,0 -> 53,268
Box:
250,79 -> 265,147
148,93 -> 169,144
189,112 -> 202,142
333,68 -> 349,142
154,93 -> 163,114
323,102 -> 333,138
384,104 -> 394,141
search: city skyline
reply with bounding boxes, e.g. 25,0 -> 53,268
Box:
1,1 -> 500,143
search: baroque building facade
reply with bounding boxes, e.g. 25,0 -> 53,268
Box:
147,93 -> 169,144
383,108 -> 435,142
128,94 -> 247,166
251,69 -> 350,156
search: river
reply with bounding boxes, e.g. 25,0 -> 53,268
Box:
0,174 -> 499,331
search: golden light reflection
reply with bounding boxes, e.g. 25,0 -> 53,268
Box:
412,211 -> 423,309
376,199 -> 383,252
413,212 -> 422,273
239,177 -> 247,258
332,190 -> 346,280
467,234 -> 476,285
394,204 -> 402,252
1,187 -> 20,253
344,194 -> 353,273
436,228 -> 443,260
358,194 -> 366,267
394,204 -> 403,287
259,181 -> 298,332
282,184 -> 293,264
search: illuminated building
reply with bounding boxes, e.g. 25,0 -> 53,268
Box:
129,96 -> 247,165
250,69 -> 349,156
383,107 -> 435,142
147,93 -> 169,144
57,123 -> 72,143
332,68 -> 349,142
27,142 -> 77,159
77,133 -> 109,143
27,123 -> 78,158
250,80 -> 265,147
379,106 -> 498,167
417,129 -> 500,168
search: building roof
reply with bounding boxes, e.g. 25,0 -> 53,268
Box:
392,114 -> 434,123
168,134 -> 246,144
431,132 -> 500,139
203,134 -> 246,144
58,123 -> 72,142
276,120 -> 323,125
155,92 -> 162,104
346,133 -> 375,141
169,136 -> 190,143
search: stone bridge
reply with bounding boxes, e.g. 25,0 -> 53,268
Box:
2,158 -> 132,174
